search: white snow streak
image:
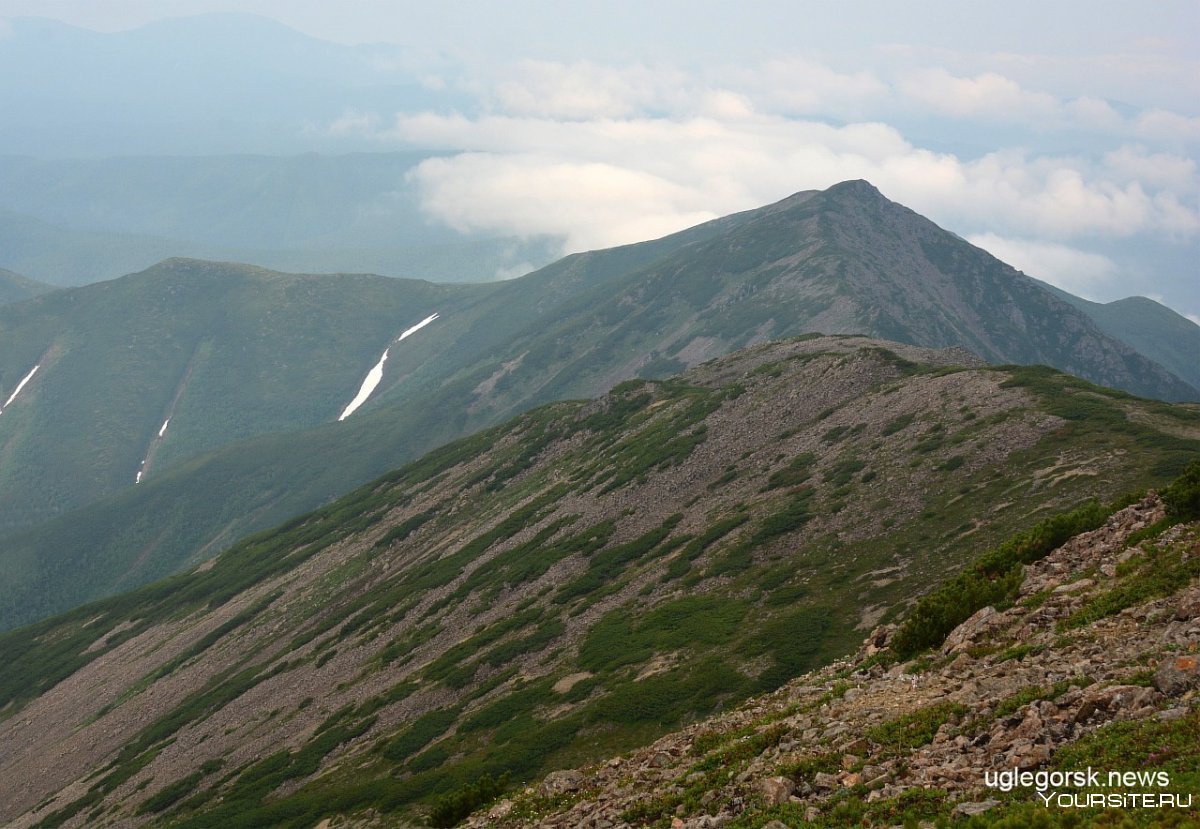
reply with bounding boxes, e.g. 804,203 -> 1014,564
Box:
158,418 -> 171,438
337,313 -> 439,422
338,348 -> 390,421
0,364 -> 40,415
398,312 -> 439,341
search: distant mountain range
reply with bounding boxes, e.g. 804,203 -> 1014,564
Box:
0,154 -> 560,285
0,180 -> 1197,631
0,14 -> 463,157
1036,280 -> 1200,392
0,266 -> 51,305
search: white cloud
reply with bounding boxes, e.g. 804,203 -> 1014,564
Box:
727,58 -> 888,118
899,69 -> 1059,121
1186,313 -> 1200,327
1102,146 -> 1197,192
1135,109 -> 1200,144
408,152 -> 718,252
372,108 -> 1199,254
965,233 -> 1118,299
490,61 -> 691,119
482,58 -> 887,123
325,109 -> 381,136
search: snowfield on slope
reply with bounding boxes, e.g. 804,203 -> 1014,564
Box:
338,313 -> 439,421
0,364 -> 40,415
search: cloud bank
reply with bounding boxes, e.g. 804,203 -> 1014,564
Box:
329,53 -> 1199,313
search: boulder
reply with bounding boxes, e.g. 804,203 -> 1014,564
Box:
952,799 -> 1001,817
540,769 -> 587,795
1073,684 -> 1160,723
1154,655 -> 1200,697
757,776 -> 795,805
942,606 -> 997,653
813,771 -> 839,791
487,799 -> 514,819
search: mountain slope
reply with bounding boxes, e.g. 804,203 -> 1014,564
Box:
2,337 -> 1197,828
0,258 -> 499,532
0,267 -> 52,306
2,180 -> 1197,632
464,491 -> 1200,829
1040,281 -> 1200,393
441,180 -> 1196,413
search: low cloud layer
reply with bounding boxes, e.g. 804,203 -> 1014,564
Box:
330,53 -> 1199,315
965,233 -> 1118,300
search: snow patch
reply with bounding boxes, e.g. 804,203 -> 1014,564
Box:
398,312 -> 439,341
0,364 -> 40,415
337,313 -> 439,422
158,418 -> 171,438
339,348 -> 390,421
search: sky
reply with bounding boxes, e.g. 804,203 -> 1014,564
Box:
1,1 -> 1197,318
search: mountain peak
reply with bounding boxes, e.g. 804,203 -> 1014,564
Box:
824,178 -> 884,199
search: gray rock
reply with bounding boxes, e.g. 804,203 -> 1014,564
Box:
1154,655 -> 1200,697
813,771 -> 839,791
757,776 -> 795,805
952,799 -> 1001,817
540,769 -> 588,795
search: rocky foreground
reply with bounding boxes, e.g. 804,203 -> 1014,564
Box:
463,495 -> 1200,828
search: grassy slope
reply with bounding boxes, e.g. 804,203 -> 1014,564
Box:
2,337 -> 1197,828
0,259 -> 490,532
0,210 -> 758,631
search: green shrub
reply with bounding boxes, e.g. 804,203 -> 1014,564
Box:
1162,458 -> 1200,521
427,773 -> 511,827
890,499 -> 1112,658
764,452 -> 817,490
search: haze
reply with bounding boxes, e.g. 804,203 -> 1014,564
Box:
0,0 -> 1196,318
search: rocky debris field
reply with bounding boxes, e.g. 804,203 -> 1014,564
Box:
464,495 -> 1200,828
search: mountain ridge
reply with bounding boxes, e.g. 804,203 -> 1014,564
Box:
2,335 -> 1197,827
1,180 -> 1197,632
1035,279 -> 1200,393
0,266 -> 52,306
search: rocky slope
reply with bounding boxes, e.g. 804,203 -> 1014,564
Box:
464,494 -> 1200,829
1,336 -> 1197,829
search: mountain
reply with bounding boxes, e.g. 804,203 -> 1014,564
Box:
0,155 -> 560,286
3,181 -> 1198,631
0,258 -> 502,532
0,267 -> 52,305
0,15 -> 463,157
455,179 -> 1196,407
2,336 -> 1197,828
462,491 -> 1200,829
1038,281 -> 1200,393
